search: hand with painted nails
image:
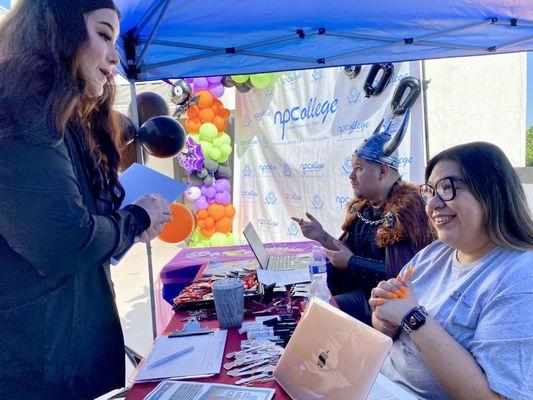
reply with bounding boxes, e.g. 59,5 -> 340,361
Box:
369,266 -> 418,326
323,238 -> 354,270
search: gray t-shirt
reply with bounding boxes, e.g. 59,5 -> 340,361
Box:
381,241 -> 533,400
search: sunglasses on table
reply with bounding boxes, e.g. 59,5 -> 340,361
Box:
419,176 -> 467,204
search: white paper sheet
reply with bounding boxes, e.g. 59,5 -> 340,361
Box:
256,267 -> 311,286
368,373 -> 418,400
145,380 -> 275,400
133,330 -> 228,382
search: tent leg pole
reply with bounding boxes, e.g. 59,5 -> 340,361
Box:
129,80 -> 158,340
421,60 -> 431,164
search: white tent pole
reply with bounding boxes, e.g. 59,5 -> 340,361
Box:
129,79 -> 158,340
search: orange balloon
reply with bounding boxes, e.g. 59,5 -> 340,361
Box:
212,115 -> 227,132
197,219 -> 205,228
187,105 -> 199,118
201,227 -> 215,238
199,108 -> 215,123
207,203 -> 225,221
196,209 -> 208,220
158,203 -> 194,243
215,216 -> 232,233
218,107 -> 231,119
204,216 -> 215,228
185,118 -> 201,133
212,99 -> 223,109
224,204 -> 236,218
196,90 -> 213,109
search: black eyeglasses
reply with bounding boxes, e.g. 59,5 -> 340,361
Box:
419,176 -> 467,204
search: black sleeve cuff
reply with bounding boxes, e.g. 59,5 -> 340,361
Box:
124,204 -> 151,231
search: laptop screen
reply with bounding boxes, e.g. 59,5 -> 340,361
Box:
243,223 -> 269,269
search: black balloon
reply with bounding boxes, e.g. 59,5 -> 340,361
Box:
129,91 -> 169,125
138,116 -> 186,158
344,65 -> 362,79
235,83 -> 251,93
221,76 -> 236,88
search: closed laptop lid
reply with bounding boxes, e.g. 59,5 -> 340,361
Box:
243,222 -> 269,269
274,298 -> 392,400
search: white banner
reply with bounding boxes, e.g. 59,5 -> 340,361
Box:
233,63 -> 424,243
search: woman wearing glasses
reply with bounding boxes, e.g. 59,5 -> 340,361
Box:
370,142 -> 533,400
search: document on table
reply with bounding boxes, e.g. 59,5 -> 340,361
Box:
368,373 -> 418,400
133,330 -> 227,382
256,268 -> 311,286
145,380 -> 275,400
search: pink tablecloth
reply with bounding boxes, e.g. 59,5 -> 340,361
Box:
155,241 -> 318,334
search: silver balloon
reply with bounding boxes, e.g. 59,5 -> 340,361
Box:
171,79 -> 192,105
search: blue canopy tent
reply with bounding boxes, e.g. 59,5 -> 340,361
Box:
114,0 -> 533,339
115,0 -> 533,80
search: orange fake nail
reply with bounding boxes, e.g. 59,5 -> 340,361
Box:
386,292 -> 398,299
396,274 -> 404,282
395,290 -> 406,299
407,266 -> 415,276
376,298 -> 385,304
400,286 -> 409,296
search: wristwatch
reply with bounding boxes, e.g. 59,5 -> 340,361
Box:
401,306 -> 428,334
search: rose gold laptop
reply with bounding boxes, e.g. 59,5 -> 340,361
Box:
274,298 -> 392,400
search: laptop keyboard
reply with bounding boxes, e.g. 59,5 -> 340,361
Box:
268,255 -> 299,270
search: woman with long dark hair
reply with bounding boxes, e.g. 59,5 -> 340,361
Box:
0,1 -> 171,398
370,142 -> 533,399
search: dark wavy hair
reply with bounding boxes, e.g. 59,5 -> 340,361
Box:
0,0 -> 125,207
426,142 -> 533,251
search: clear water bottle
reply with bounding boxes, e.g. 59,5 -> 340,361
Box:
308,247 -> 331,303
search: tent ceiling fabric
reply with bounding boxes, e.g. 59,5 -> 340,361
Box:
114,0 -> 533,81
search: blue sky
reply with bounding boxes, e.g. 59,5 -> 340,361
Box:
0,0 -> 9,10
526,52 -> 533,128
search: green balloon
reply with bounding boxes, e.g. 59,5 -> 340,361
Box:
199,141 -> 213,157
220,143 -> 232,157
189,133 -> 200,143
211,232 -> 227,247
231,75 -> 249,84
250,73 -> 271,89
226,233 -> 235,246
199,123 -> 218,141
220,133 -> 231,145
210,148 -> 222,161
212,137 -> 224,148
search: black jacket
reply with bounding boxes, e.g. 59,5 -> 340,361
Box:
0,124 -> 147,399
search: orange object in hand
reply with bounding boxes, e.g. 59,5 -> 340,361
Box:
158,203 -> 195,243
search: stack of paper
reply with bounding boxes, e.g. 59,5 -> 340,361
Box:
133,330 -> 227,382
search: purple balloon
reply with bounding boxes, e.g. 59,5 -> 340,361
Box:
204,186 -> 217,199
209,83 -> 225,99
215,191 -> 231,205
214,178 -> 230,192
185,78 -> 194,83
207,76 -> 222,84
194,196 -> 209,210
192,77 -> 209,90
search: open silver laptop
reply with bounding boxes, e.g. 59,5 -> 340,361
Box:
274,298 -> 392,400
243,222 -> 300,270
